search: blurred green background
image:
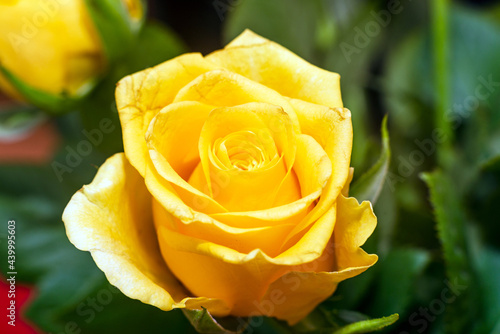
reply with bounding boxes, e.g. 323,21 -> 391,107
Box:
1,0 -> 500,333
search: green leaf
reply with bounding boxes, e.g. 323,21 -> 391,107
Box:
372,182 -> 397,256
292,307 -> 339,332
467,225 -> 500,334
475,247 -> 500,333
421,170 -> 476,333
292,306 -> 398,334
350,116 -> 390,204
83,0 -> 145,62
0,194 -> 103,330
0,65 -> 92,114
324,269 -> 377,312
224,0 -> 322,61
0,104 -> 46,139
182,308 -> 242,334
368,248 -> 430,318
331,314 -> 399,334
383,30 -> 431,142
478,136 -> 500,171
122,20 -> 188,73
346,87 -> 372,173
384,6 -> 500,168
292,307 -> 391,334
250,317 -> 293,334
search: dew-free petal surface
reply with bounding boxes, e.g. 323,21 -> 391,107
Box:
195,103 -> 300,211
116,53 -> 219,176
156,200 -> 338,318
174,69 -> 300,132
62,153 -> 228,314
206,30 -> 343,109
258,195 -> 378,324
153,200 -> 295,257
146,101 -> 226,214
285,99 -> 352,240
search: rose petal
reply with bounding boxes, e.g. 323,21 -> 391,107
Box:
156,200 -> 337,317
62,153 -> 229,314
147,101 -> 214,180
153,200 -> 295,257
284,99 -> 352,241
148,150 -> 227,214
333,196 -> 378,270
209,191 -> 318,228
343,167 -> 355,196
146,101 -> 226,214
173,69 -> 300,132
206,30 -> 343,108
256,195 -> 378,324
116,53 -> 219,176
294,134 -> 332,197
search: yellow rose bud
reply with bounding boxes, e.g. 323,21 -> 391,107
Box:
0,0 -> 104,98
63,30 -> 378,325
0,0 -> 145,110
122,0 -> 143,22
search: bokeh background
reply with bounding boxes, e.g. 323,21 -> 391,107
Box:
1,0 -> 500,333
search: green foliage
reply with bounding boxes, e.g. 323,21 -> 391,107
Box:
421,170 -> 475,333
351,116 -> 390,204
183,308 -> 241,334
224,0 -> 323,61
368,248 -> 430,318
83,0 -> 145,62
291,309 -> 398,334
0,65 -> 93,114
330,314 -> 399,334
77,21 -> 187,155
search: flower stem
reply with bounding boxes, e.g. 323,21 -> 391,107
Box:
432,0 -> 453,167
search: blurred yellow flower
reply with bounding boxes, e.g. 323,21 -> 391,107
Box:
122,0 -> 143,22
63,30 -> 378,325
0,0 -> 104,99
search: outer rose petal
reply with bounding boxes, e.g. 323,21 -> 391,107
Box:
156,201 -> 338,319
62,153 -> 229,314
258,195 -> 378,324
206,30 -> 343,108
116,53 -> 219,176
173,69 -> 300,132
153,200 -> 296,257
284,99 -> 353,242
209,191 -> 318,228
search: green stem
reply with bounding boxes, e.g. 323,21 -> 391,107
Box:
432,0 -> 453,167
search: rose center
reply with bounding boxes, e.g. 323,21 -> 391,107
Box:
212,130 -> 278,171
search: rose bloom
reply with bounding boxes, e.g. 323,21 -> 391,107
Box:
0,0 -> 143,101
63,30 -> 378,325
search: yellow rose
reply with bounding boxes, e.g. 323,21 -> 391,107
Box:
0,0 -> 144,106
63,30 -> 378,325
